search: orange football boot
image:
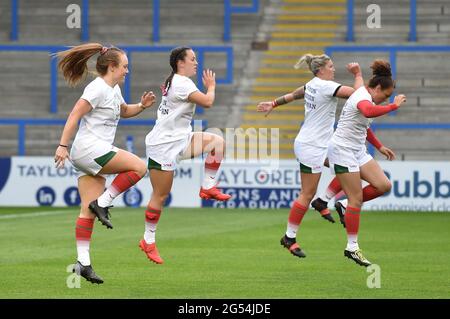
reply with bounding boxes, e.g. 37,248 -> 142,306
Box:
139,239 -> 164,264
199,186 -> 231,201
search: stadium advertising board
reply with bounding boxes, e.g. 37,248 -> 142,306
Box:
0,157 -> 448,211
202,161 -> 450,212
0,157 -> 201,207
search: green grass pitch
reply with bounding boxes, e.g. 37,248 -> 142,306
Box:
0,207 -> 449,298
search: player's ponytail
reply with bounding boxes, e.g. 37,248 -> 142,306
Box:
368,59 -> 395,90
55,43 -> 124,87
294,53 -> 330,76
162,46 -> 191,95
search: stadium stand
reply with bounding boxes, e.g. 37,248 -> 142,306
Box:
0,0 -> 264,157
0,0 -> 449,161
238,0 -> 345,159
237,0 -> 450,160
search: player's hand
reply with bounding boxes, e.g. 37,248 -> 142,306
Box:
140,91 -> 156,109
202,69 -> 216,90
54,146 -> 69,169
379,146 -> 396,161
393,94 -> 406,108
346,62 -> 362,76
257,101 -> 274,117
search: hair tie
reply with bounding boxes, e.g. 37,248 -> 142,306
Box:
100,47 -> 108,55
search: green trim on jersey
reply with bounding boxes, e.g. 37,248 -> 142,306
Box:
300,163 -> 313,174
94,150 -> 117,167
148,158 -> 162,171
334,164 -> 350,174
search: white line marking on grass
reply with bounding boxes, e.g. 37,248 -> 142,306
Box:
0,210 -> 74,220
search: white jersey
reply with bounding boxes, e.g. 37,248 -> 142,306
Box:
74,77 -> 124,148
331,86 -> 374,150
146,74 -> 199,146
295,77 -> 341,148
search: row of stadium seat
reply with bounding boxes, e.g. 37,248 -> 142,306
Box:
0,0 -> 449,160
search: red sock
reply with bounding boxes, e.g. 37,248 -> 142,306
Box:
98,171 -> 143,207
345,206 -> 361,235
145,206 -> 162,224
323,177 -> 342,201
205,150 -> 222,173
76,217 -> 94,266
76,217 -> 94,241
144,206 -> 162,244
286,201 -> 308,238
203,150 -> 223,189
362,185 -> 384,202
109,171 -> 142,196
288,201 -> 308,225
328,177 -> 341,194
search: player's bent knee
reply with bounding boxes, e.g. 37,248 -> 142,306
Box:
135,161 -> 148,178
213,135 -> 225,149
380,180 -> 392,194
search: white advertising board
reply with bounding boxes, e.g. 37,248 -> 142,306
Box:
0,157 -> 448,211
0,157 -> 201,208
203,160 -> 450,212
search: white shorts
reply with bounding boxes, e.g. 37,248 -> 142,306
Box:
145,133 -> 193,171
327,142 -> 372,174
70,139 -> 118,177
294,141 -> 327,173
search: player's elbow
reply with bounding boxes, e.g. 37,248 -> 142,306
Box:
202,100 -> 214,108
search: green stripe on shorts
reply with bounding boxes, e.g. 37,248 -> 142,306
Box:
334,164 -> 350,174
148,157 -> 162,171
94,150 -> 117,167
300,163 -> 313,174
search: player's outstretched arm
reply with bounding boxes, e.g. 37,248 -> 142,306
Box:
120,91 -> 156,118
357,94 -> 406,118
257,85 -> 305,117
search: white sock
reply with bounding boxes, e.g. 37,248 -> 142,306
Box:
346,234 -> 359,251
286,222 -> 299,239
144,222 -> 157,244
202,168 -> 217,189
320,188 -> 336,202
97,188 -> 117,208
77,240 -> 91,266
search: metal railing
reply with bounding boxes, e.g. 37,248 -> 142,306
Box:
224,0 -> 259,42
0,44 -> 233,114
0,118 -> 154,156
346,0 -> 417,42
81,0 -> 89,42
9,0 -> 259,43
0,118 -> 211,156
152,0 -> 160,42
1,118 -> 448,157
10,0 -> 18,41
